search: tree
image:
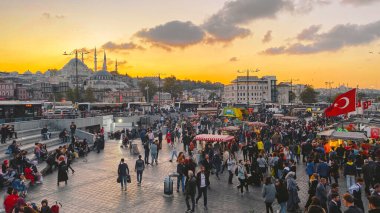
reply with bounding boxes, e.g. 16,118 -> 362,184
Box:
163,76 -> 183,100
300,85 -> 318,103
83,87 -> 96,102
66,88 -> 75,102
138,79 -> 157,102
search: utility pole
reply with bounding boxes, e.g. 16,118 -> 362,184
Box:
145,85 -> 149,103
63,49 -> 89,103
238,69 -> 260,108
325,81 -> 334,103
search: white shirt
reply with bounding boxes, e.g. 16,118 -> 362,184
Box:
200,173 -> 206,187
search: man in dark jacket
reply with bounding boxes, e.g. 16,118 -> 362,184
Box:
185,170 -> 197,213
177,159 -> 186,192
118,158 -> 129,191
196,165 -> 210,210
342,193 -> 363,213
344,159 -> 357,190
135,155 -> 145,185
316,177 -> 328,211
328,193 -> 342,213
317,159 -> 330,180
362,159 -> 375,196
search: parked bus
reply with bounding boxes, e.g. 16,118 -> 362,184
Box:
0,101 -> 42,123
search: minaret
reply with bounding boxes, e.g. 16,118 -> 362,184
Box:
115,59 -> 118,73
94,47 -> 97,72
102,50 -> 107,71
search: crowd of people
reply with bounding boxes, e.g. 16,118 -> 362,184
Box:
117,111 -> 380,213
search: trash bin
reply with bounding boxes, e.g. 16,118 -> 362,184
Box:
163,176 -> 173,197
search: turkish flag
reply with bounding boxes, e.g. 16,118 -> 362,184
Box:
356,101 -> 361,108
371,128 -> 380,139
368,100 -> 372,106
325,88 -> 356,117
363,101 -> 369,110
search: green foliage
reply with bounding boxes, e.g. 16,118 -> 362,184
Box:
83,87 -> 96,102
163,76 -> 183,99
138,79 -> 158,102
180,79 -> 223,91
300,85 -> 318,103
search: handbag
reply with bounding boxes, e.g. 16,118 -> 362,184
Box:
117,176 -> 121,183
126,174 -> 131,183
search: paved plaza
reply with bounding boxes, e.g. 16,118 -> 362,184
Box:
1,138 -> 369,213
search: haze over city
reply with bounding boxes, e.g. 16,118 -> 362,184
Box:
1,0 -> 380,88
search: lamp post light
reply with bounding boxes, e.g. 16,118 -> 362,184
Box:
237,69 -> 260,108
63,49 -> 89,103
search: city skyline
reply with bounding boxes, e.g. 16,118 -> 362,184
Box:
1,0 -> 380,88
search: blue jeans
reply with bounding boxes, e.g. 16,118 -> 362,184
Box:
279,202 -> 286,213
120,175 -> 127,188
346,175 -> 355,189
177,175 -> 185,192
136,171 -> 143,183
171,151 -> 178,161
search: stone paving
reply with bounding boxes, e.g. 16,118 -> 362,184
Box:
2,138 -> 370,213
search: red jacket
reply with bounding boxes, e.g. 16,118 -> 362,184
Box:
4,194 -> 19,213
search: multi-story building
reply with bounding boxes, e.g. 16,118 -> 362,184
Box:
0,82 -> 15,100
15,84 -> 30,100
223,76 -> 277,105
152,92 -> 172,105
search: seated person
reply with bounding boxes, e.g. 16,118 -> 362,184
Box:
41,126 -> 51,140
2,160 -> 16,182
59,129 -> 68,143
11,174 -> 28,197
6,140 -> 20,155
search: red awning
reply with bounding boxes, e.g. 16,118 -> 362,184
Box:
194,134 -> 235,142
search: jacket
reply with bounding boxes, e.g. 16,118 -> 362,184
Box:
317,162 -> 330,177
135,159 -> 145,171
328,200 -> 342,213
185,176 -> 197,196
118,163 -> 129,176
177,163 -> 186,176
275,184 -> 289,203
316,183 -> 328,204
343,206 -> 363,213
344,162 -> 357,176
262,184 -> 276,203
306,162 -> 315,176
196,171 -> 210,188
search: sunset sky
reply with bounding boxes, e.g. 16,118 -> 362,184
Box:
1,0 -> 380,88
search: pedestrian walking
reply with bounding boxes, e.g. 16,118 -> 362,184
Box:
135,155 -> 145,185
150,140 -> 158,165
57,156 -> 68,186
227,155 -> 236,184
275,179 -> 288,213
195,165 -> 209,210
118,158 -> 129,191
262,177 -> 276,213
237,160 -> 249,195
185,170 -> 196,213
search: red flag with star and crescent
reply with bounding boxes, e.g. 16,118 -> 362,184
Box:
325,88 -> 356,117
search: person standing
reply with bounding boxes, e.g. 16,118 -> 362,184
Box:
286,172 -> 300,212
262,177 -> 276,213
150,141 -> 158,165
143,140 -> 150,165
158,130 -> 163,150
342,193 -> 363,213
213,153 -> 222,180
1,124 -> 8,144
227,155 -> 236,184
57,156 -> 68,186
135,155 -> 145,185
237,160 -> 249,195
349,178 -> 365,212
344,158 -> 357,190
329,193 -> 342,213
177,159 -> 186,193
69,122 -> 76,138
316,177 -> 328,211
275,179 -> 288,213
169,141 -> 178,162
118,158 -> 129,191
195,165 -> 209,210
185,170 -> 196,213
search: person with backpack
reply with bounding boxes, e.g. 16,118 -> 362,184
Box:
118,158 -> 129,191
135,155 -> 145,185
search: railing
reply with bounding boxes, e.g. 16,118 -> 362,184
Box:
76,129 -> 95,144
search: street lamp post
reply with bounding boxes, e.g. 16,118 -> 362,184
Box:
145,85 -> 149,103
238,69 -> 260,108
63,49 -> 89,103
285,78 -> 299,106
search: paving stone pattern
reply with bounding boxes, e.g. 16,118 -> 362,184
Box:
11,139 -> 369,213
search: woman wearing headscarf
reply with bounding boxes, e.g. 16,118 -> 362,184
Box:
286,171 -> 300,212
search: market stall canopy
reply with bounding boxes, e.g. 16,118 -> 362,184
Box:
220,126 -> 240,132
317,130 -> 367,141
222,107 -> 243,120
280,116 -> 299,121
273,114 -> 284,118
194,134 -> 235,142
197,107 -> 218,115
245,121 -> 268,127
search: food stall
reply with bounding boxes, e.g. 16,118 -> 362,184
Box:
317,130 -> 368,148
220,126 -> 240,135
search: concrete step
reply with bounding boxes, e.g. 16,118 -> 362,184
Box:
0,138 -> 63,163
0,132 -> 60,152
15,128 -> 42,138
